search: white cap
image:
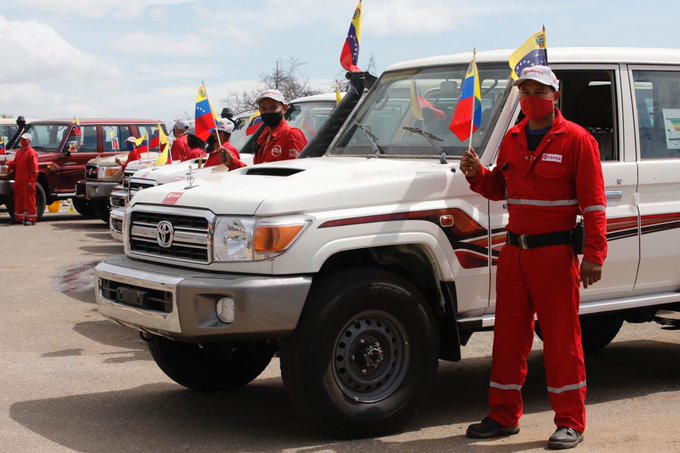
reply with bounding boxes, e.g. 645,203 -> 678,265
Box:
20,132 -> 31,140
187,124 -> 196,136
126,136 -> 137,144
215,119 -> 234,134
173,118 -> 190,130
513,65 -> 559,91
256,88 -> 287,105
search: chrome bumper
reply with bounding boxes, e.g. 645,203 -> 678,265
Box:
95,255 -> 312,341
85,181 -> 119,200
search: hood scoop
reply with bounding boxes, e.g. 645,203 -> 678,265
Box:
246,167 -> 304,177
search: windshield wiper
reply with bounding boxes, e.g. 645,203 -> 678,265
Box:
354,122 -> 384,157
402,126 -> 448,164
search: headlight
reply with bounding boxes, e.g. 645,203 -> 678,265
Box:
97,166 -> 119,178
213,215 -> 312,262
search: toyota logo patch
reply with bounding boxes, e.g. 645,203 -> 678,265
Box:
156,220 -> 174,248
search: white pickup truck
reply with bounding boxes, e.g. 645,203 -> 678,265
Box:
95,48 -> 680,437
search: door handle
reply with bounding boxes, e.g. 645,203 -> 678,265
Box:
606,190 -> 623,200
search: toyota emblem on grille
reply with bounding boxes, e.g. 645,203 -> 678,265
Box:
156,221 -> 174,248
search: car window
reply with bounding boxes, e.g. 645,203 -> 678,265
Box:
103,126 -> 125,152
76,125 -> 98,152
0,125 -> 17,144
21,124 -> 69,152
554,69 -> 618,161
633,70 -> 680,159
136,125 -> 157,147
287,102 -> 336,141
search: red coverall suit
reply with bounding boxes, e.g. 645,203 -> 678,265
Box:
8,143 -> 39,223
467,109 -> 607,433
254,120 -> 307,164
204,142 -> 247,170
170,133 -> 190,162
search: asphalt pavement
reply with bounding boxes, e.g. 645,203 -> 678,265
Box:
0,207 -> 678,452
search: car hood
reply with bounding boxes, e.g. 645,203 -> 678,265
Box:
131,157 -> 462,216
130,158 -> 206,184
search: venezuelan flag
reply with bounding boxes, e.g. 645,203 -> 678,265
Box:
246,112 -> 263,136
509,29 -> 548,80
72,117 -> 81,136
340,0 -> 362,73
449,54 -> 482,142
195,83 -> 217,141
155,122 -> 170,166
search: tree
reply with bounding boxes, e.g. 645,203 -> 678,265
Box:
222,57 -> 323,114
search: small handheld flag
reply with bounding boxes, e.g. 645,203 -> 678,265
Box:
246,112 -> 263,136
72,117 -> 81,136
340,0 -> 362,73
154,122 -> 170,166
195,82 -> 218,141
509,27 -> 548,80
449,49 -> 482,142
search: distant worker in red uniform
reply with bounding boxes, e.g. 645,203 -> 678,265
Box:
170,119 -> 191,162
115,137 -> 143,171
254,89 -> 307,164
205,119 -> 247,170
460,65 -> 607,450
8,132 -> 39,225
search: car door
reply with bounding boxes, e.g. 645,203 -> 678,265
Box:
54,124 -> 102,195
629,66 -> 680,292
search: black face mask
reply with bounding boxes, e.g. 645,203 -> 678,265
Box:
261,111 -> 283,128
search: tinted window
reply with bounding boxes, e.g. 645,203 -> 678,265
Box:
103,126 -> 125,152
634,70 -> 680,159
77,125 -> 98,152
20,124 -> 69,152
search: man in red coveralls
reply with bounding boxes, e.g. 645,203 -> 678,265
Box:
205,119 -> 246,170
8,132 -> 39,225
170,119 -> 191,162
460,66 -> 607,450
254,89 -> 307,164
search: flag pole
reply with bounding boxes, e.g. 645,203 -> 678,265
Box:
467,48 -> 477,151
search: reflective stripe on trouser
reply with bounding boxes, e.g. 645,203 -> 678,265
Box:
14,181 -> 37,223
488,244 -> 586,432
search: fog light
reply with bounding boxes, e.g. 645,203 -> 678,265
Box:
216,297 -> 235,323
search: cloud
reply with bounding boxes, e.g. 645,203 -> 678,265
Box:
0,16 -> 120,85
19,0 -> 198,19
110,32 -> 213,57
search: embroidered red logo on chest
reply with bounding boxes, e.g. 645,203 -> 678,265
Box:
542,153 -> 562,163
271,145 -> 282,157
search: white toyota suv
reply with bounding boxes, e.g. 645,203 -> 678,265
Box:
95,48 -> 680,437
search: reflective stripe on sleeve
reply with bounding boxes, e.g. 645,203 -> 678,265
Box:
490,381 -> 522,391
583,205 -> 606,213
506,198 -> 578,207
547,380 -> 587,394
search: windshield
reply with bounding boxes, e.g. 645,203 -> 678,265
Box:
286,101 -> 337,141
331,63 -> 511,158
229,114 -> 253,152
15,124 -> 69,152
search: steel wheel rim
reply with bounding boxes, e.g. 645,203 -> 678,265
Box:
332,310 -> 410,403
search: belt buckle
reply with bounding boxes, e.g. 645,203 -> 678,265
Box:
518,234 -> 530,250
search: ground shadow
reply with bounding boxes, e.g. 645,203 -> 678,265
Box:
10,338 -> 680,452
70,320 -> 151,363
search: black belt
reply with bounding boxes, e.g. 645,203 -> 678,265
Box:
506,230 -> 574,250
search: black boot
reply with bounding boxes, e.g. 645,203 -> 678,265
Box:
548,427 -> 583,449
466,417 -> 520,439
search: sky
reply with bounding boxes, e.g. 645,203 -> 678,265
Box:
0,0 -> 677,125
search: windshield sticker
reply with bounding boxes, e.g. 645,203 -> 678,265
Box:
662,109 -> 680,149
162,192 -> 183,205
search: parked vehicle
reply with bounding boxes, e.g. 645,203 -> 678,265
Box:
95,48 -> 680,437
0,118 -> 159,220
108,93 -> 344,241
75,121 -> 166,222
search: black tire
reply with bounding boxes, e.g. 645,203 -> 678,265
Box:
147,336 -> 274,391
5,183 -> 46,221
92,199 -> 111,224
72,198 -> 95,217
534,313 -> 623,353
280,268 -> 439,438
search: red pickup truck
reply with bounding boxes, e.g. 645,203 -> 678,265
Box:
0,118 -> 160,220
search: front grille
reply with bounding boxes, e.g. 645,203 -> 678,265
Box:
100,278 -> 172,313
129,180 -> 157,198
86,164 -> 98,179
129,211 -> 211,263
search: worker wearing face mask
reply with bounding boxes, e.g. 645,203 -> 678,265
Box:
253,89 -> 307,164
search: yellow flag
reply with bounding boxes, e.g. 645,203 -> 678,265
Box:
409,80 -> 424,121
335,81 -> 342,105
154,122 -> 169,166
134,135 -> 147,147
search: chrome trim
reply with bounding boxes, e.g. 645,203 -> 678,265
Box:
605,190 -> 623,200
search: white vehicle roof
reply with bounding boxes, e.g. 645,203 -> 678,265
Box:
387,47 -> 680,72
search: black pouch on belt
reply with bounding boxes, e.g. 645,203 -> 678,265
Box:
572,220 -> 585,255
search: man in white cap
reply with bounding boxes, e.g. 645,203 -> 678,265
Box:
205,119 -> 246,170
461,65 -> 607,450
170,118 -> 191,162
115,136 -> 144,171
7,132 -> 39,224
254,88 -> 307,164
